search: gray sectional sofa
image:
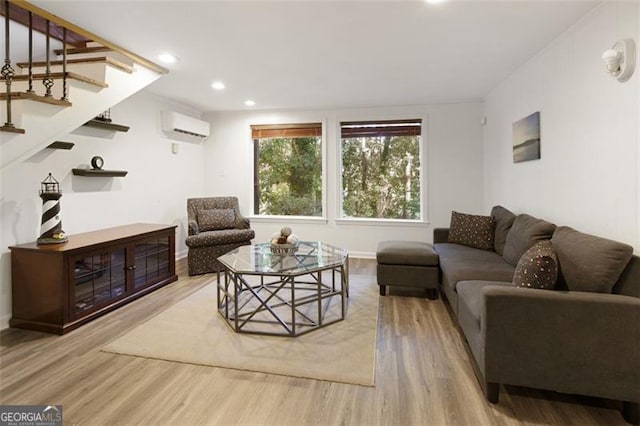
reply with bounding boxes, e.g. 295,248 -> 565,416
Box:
433,206 -> 640,425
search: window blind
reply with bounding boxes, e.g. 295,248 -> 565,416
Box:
340,119 -> 422,138
251,123 -> 322,139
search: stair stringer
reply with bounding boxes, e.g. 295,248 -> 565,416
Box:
0,63 -> 161,171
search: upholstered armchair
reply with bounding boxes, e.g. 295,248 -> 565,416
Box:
185,197 -> 255,275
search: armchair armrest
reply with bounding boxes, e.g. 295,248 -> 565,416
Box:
188,220 -> 199,236
433,228 -> 449,244
236,216 -> 251,230
481,286 -> 640,401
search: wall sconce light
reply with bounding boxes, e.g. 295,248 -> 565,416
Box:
602,39 -> 636,82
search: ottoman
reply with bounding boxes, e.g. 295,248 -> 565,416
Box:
376,240 -> 440,299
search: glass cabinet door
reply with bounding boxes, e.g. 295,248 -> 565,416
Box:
134,236 -> 171,289
73,248 -> 126,316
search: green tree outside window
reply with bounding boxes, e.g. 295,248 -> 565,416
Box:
254,136 -> 323,216
341,120 -> 422,220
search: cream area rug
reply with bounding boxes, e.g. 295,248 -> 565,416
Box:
102,274 -> 379,386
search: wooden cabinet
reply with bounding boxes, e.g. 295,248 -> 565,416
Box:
9,224 -> 178,334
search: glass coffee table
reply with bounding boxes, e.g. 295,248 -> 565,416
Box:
216,241 -> 349,337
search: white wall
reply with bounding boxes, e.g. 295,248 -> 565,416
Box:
203,103 -> 484,257
0,91 -> 206,328
483,1 -> 639,250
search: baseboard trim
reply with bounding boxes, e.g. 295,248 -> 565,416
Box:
349,251 -> 376,260
0,314 -> 10,331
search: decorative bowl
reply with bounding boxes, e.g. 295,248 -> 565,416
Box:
270,242 -> 299,255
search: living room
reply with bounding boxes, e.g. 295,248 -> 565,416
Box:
0,0 -> 638,425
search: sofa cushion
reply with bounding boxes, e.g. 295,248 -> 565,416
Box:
502,214 -> 556,266
513,240 -> 558,290
552,226 -> 633,293
434,243 -> 515,298
198,209 -> 236,231
613,255 -> 640,297
457,280 -> 514,330
448,211 -> 495,251
185,228 -> 255,248
491,206 -> 516,256
376,241 -> 439,266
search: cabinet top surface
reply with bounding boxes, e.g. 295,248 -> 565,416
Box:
10,223 -> 176,252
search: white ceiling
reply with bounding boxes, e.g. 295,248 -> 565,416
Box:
30,0 -> 599,113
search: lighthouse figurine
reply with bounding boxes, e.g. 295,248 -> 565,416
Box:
37,173 -> 68,244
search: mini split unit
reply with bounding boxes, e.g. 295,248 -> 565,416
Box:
161,111 -> 210,142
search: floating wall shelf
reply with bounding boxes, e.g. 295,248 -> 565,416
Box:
72,168 -> 128,177
82,119 -> 130,133
47,141 -> 75,150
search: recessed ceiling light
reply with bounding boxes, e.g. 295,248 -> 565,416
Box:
211,81 -> 226,90
425,0 -> 447,3
244,100 -> 256,106
158,53 -> 177,64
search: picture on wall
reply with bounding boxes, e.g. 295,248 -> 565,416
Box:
512,111 -> 541,163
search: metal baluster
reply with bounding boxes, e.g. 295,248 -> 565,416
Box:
1,0 -> 17,130
61,27 -> 68,101
27,12 -> 34,93
43,19 -> 53,97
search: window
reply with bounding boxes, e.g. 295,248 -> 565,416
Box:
252,123 -> 323,217
340,119 -> 422,220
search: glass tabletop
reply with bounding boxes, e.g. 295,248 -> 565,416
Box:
217,241 -> 348,276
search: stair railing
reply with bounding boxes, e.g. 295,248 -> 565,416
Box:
1,2 -> 68,133
42,19 -> 53,97
61,27 -> 68,102
13,0 -> 169,74
0,0 -> 23,133
26,11 -> 34,93
1,0 -> 169,135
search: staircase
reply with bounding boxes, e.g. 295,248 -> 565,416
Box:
0,1 -> 167,171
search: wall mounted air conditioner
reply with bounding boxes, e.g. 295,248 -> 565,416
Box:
161,111 -> 210,142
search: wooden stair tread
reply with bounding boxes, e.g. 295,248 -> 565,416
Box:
0,92 -> 72,106
16,57 -> 134,74
6,72 -> 107,88
53,46 -> 112,55
1,72 -> 108,88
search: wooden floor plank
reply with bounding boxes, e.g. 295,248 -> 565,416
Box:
0,258 -> 627,425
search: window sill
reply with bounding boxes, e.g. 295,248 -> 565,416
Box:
335,218 -> 430,227
249,216 -> 329,225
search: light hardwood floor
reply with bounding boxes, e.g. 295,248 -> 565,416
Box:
0,258 -> 627,425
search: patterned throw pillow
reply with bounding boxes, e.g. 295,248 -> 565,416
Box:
448,211 -> 495,251
513,240 -> 558,290
198,209 -> 236,231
